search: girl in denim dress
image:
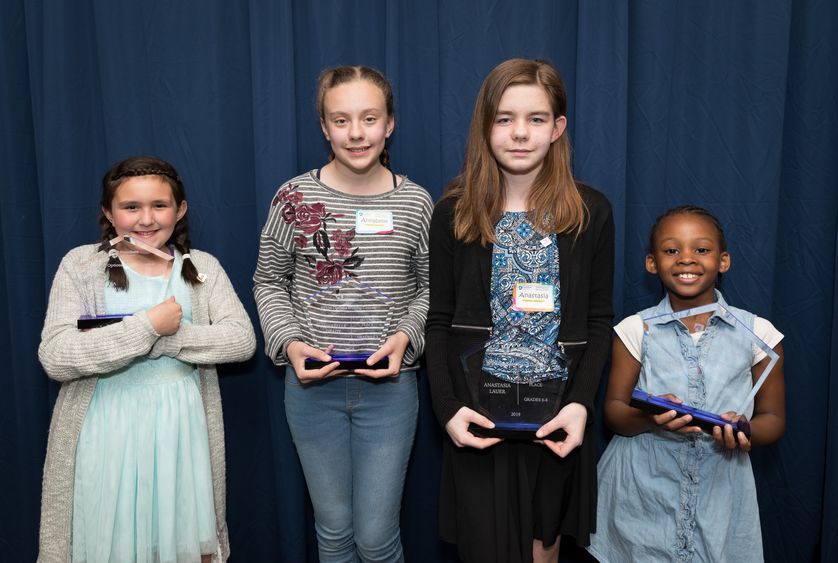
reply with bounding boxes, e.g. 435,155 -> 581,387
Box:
587,205 -> 786,562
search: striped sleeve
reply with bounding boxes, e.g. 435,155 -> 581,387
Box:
395,189 -> 432,364
253,187 -> 303,364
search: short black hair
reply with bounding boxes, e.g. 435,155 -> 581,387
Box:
647,204 -> 727,254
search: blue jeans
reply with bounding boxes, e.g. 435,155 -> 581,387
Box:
284,368 -> 418,563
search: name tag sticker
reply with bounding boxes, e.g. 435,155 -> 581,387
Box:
512,283 -> 555,312
356,210 -> 394,234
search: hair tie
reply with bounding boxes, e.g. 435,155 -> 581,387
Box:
108,248 -> 119,259
182,253 -> 191,260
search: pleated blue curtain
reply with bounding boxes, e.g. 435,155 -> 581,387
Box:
1,1 -> 835,561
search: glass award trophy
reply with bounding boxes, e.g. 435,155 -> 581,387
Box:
302,278 -> 394,371
630,302 -> 780,437
460,315 -> 571,441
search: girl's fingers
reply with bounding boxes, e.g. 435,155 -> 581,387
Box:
353,368 -> 392,378
539,431 -> 582,458
542,439 -> 569,458
652,409 -> 679,425
308,347 -> 333,362
725,424 -> 738,449
461,435 -> 502,449
445,407 -> 501,449
667,415 -> 694,430
466,410 -> 495,429
355,353 -> 401,378
458,423 -> 501,449
296,361 -> 340,382
738,432 -> 752,452
712,423 -> 751,450
535,417 -> 564,439
654,410 -> 682,427
365,347 -> 388,365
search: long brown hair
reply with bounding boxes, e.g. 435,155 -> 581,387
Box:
445,58 -> 587,245
316,65 -> 394,168
98,156 -> 199,290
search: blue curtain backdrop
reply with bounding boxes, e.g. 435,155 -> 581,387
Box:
2,1 -> 836,561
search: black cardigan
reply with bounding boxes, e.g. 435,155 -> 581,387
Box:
425,185 -> 615,427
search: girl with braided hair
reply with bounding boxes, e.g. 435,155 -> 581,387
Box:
254,65 -> 432,562
38,155 -> 256,562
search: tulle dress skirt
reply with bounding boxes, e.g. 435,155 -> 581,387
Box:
72,256 -> 218,562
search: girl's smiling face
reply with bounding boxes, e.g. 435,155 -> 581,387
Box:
103,175 -> 187,253
320,79 -> 394,176
646,213 -> 730,308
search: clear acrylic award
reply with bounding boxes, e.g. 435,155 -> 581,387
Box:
630,302 -> 780,437
460,314 -> 572,440
302,278 -> 394,370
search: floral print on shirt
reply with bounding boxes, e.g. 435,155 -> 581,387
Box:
273,183 -> 365,284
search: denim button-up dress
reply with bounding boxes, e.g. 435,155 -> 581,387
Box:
588,293 -> 763,563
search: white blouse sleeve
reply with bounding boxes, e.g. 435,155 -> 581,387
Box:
752,317 -> 784,365
614,314 -> 645,362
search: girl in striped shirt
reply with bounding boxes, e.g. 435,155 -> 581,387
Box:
253,65 -> 432,563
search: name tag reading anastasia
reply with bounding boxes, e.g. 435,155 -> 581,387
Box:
512,282 -> 555,312
355,210 -> 394,234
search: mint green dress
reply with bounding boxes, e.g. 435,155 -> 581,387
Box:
72,253 -> 218,562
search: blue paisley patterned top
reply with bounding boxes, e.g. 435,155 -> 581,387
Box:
482,212 -> 568,383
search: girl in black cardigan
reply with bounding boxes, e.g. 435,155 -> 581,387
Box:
426,58 -> 614,563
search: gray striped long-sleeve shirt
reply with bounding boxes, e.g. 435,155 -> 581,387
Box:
253,171 -> 433,370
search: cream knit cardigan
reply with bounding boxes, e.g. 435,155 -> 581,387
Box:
37,244 -> 256,562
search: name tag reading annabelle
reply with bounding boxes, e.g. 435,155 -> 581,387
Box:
512,283 -> 555,312
355,210 -> 394,234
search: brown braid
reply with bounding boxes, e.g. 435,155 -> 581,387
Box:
170,215 -> 200,284
98,156 -> 199,289
98,200 -> 128,289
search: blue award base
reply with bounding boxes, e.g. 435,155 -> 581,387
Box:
465,373 -> 567,441
304,353 -> 389,371
630,388 -> 751,437
77,314 -> 130,329
468,421 -> 567,441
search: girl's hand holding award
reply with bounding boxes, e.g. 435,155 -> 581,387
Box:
288,341 -> 340,383
147,296 -> 183,336
301,278 -> 396,377
535,402 -> 587,458
712,412 -> 752,451
445,406 -> 502,450
353,330 -> 408,378
649,393 -> 702,434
